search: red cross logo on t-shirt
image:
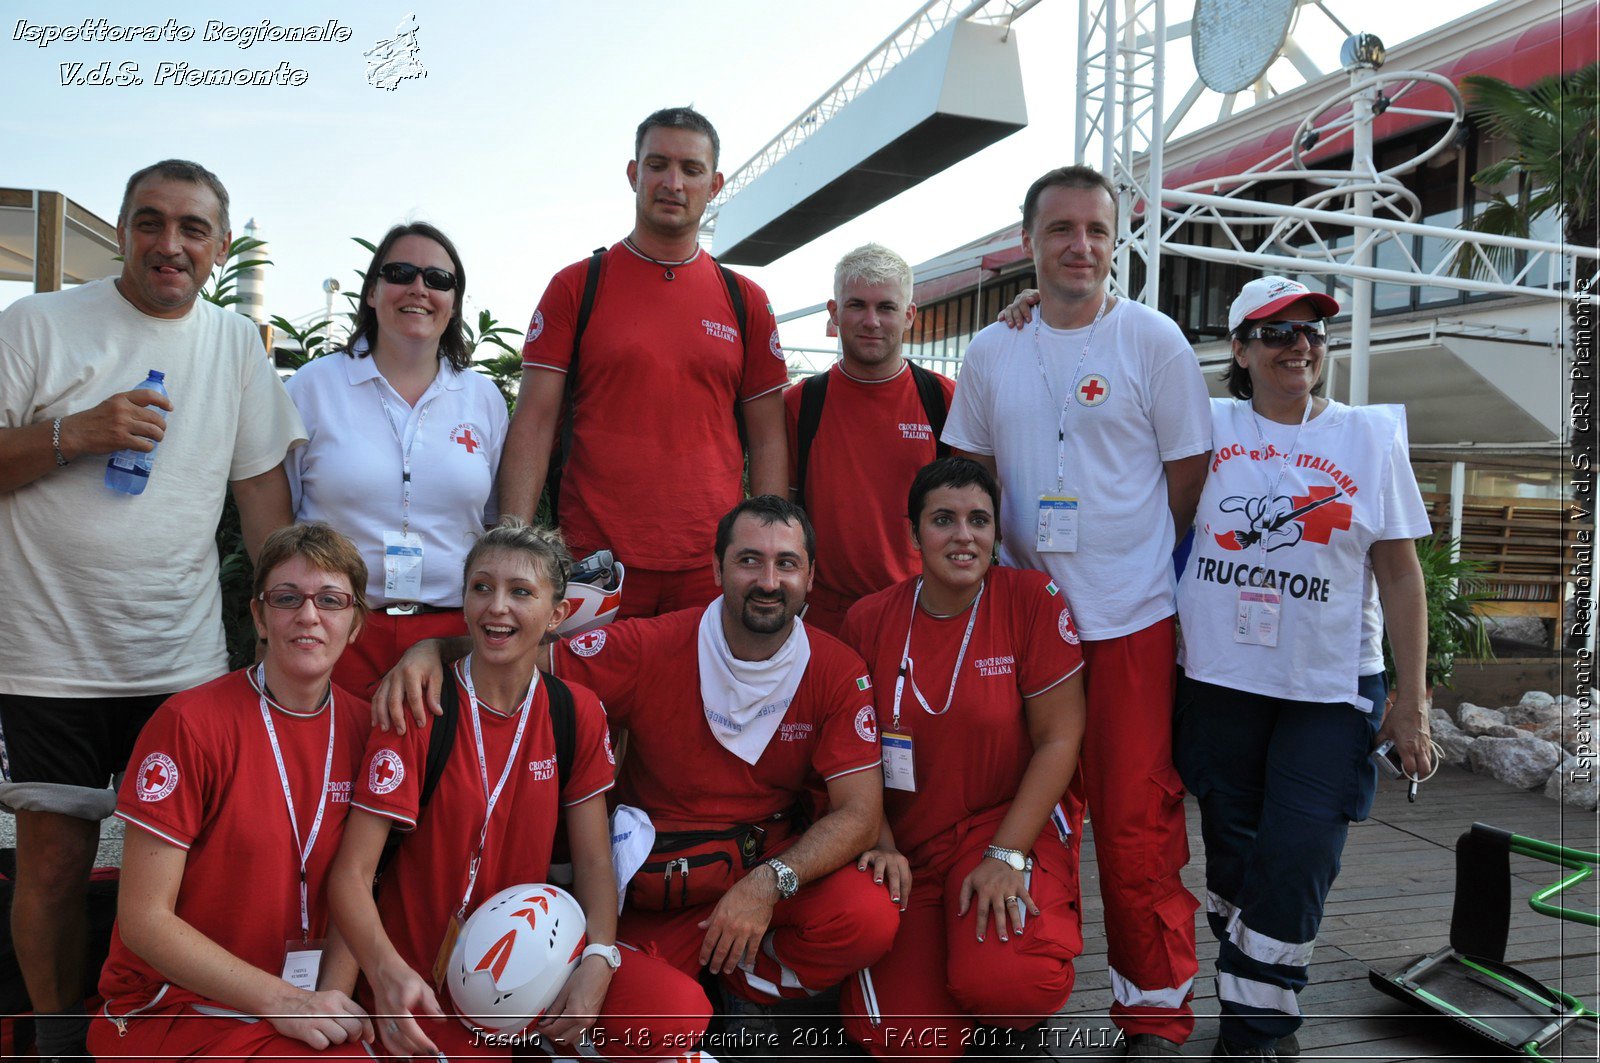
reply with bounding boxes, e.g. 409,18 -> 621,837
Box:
135,752 -> 178,802
1076,374 -> 1110,407
1291,485 -> 1354,544
453,427 -> 480,453
368,749 -> 404,795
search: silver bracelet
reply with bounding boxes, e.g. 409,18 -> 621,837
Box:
51,417 -> 69,467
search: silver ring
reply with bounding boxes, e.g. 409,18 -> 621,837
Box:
1005,895 -> 1019,905
386,1020 -> 399,1034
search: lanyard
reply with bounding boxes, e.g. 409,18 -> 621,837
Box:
455,656 -> 537,919
1032,295 -> 1110,493
251,665 -> 335,943
372,383 -> 434,537
1243,397 -> 1315,569
890,578 -> 985,732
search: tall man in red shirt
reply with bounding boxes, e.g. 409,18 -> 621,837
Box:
785,244 -> 955,634
504,108 -> 790,618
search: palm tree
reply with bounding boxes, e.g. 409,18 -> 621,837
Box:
1458,65 -> 1597,481
1460,64 -> 1598,254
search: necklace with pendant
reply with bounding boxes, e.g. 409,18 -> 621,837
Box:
622,237 -> 700,281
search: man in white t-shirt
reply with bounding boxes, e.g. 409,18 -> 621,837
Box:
943,165 -> 1211,1059
0,159 -> 305,1060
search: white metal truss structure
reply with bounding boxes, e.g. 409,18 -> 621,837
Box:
699,0 -> 1042,241
1077,0 -> 1600,363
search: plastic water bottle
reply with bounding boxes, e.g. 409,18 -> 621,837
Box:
104,370 -> 168,495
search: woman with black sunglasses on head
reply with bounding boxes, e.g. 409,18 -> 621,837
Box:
285,223 -> 509,698
1173,277 -> 1431,1061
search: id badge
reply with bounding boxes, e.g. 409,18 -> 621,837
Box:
881,732 -> 916,793
1036,496 -> 1079,553
281,940 -> 324,991
431,912 -> 463,990
383,531 -> 424,600
1235,589 -> 1282,647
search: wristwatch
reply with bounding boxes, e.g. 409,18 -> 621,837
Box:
581,943 -> 622,969
766,858 -> 800,899
983,845 -> 1033,873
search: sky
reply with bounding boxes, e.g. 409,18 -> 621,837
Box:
0,0 -> 1507,361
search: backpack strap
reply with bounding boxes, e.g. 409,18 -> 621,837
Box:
549,247 -> 607,519
541,671 -> 576,795
908,362 -> 951,459
375,672 -> 460,881
793,371 -> 830,505
718,264 -> 746,339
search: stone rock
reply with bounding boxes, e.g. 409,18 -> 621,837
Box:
1458,703 -> 1509,737
1543,756 -> 1599,811
1432,712 -> 1476,767
1503,691 -> 1559,728
1468,734 -> 1566,790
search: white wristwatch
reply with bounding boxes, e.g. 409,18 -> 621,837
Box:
581,943 -> 622,969
983,844 -> 1033,873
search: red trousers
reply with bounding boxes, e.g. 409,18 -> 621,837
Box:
614,564 -> 721,621
1072,617 -> 1198,1041
619,862 -> 899,1004
88,1005 -> 377,1061
841,808 -> 1083,1061
89,950 -> 708,1062
332,608 -> 467,699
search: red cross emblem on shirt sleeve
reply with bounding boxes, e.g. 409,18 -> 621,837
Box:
374,758 -> 396,785
142,763 -> 167,790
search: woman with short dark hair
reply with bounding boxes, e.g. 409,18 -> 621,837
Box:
839,456 -> 1089,1060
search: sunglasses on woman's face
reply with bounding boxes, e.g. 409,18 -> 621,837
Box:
1246,320 -> 1327,348
378,261 -> 458,292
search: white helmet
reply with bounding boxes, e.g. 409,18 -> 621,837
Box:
558,550 -> 625,637
447,883 -> 587,1034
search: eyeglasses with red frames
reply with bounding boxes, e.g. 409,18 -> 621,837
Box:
259,588 -> 356,612
1245,321 -> 1328,348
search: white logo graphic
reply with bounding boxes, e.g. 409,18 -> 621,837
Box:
1058,608 -> 1080,645
769,329 -> 784,360
526,309 -> 544,345
854,705 -> 878,743
570,629 -> 607,657
136,752 -> 179,802
368,749 -> 405,795
1076,374 -> 1110,407
603,729 -> 616,764
364,14 -> 427,91
528,755 -> 557,781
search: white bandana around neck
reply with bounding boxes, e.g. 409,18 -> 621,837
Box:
696,597 -> 811,765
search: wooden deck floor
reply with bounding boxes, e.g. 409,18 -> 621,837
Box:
1052,764 -> 1600,1060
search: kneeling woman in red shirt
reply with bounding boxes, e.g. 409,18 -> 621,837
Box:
90,523 -> 377,1060
839,457 -> 1089,1060
327,518 -> 709,1060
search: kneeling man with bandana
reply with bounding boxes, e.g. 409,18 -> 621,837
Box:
383,495 -> 898,1008
569,495 -> 898,1003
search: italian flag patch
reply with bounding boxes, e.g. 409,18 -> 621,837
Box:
857,676 -> 872,691
1045,581 -> 1059,596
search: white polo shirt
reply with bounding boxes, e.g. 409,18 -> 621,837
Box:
285,351 -> 508,608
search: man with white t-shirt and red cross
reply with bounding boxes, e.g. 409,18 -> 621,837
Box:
943,165 -> 1211,1059
785,243 -> 955,635
502,107 -> 789,619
